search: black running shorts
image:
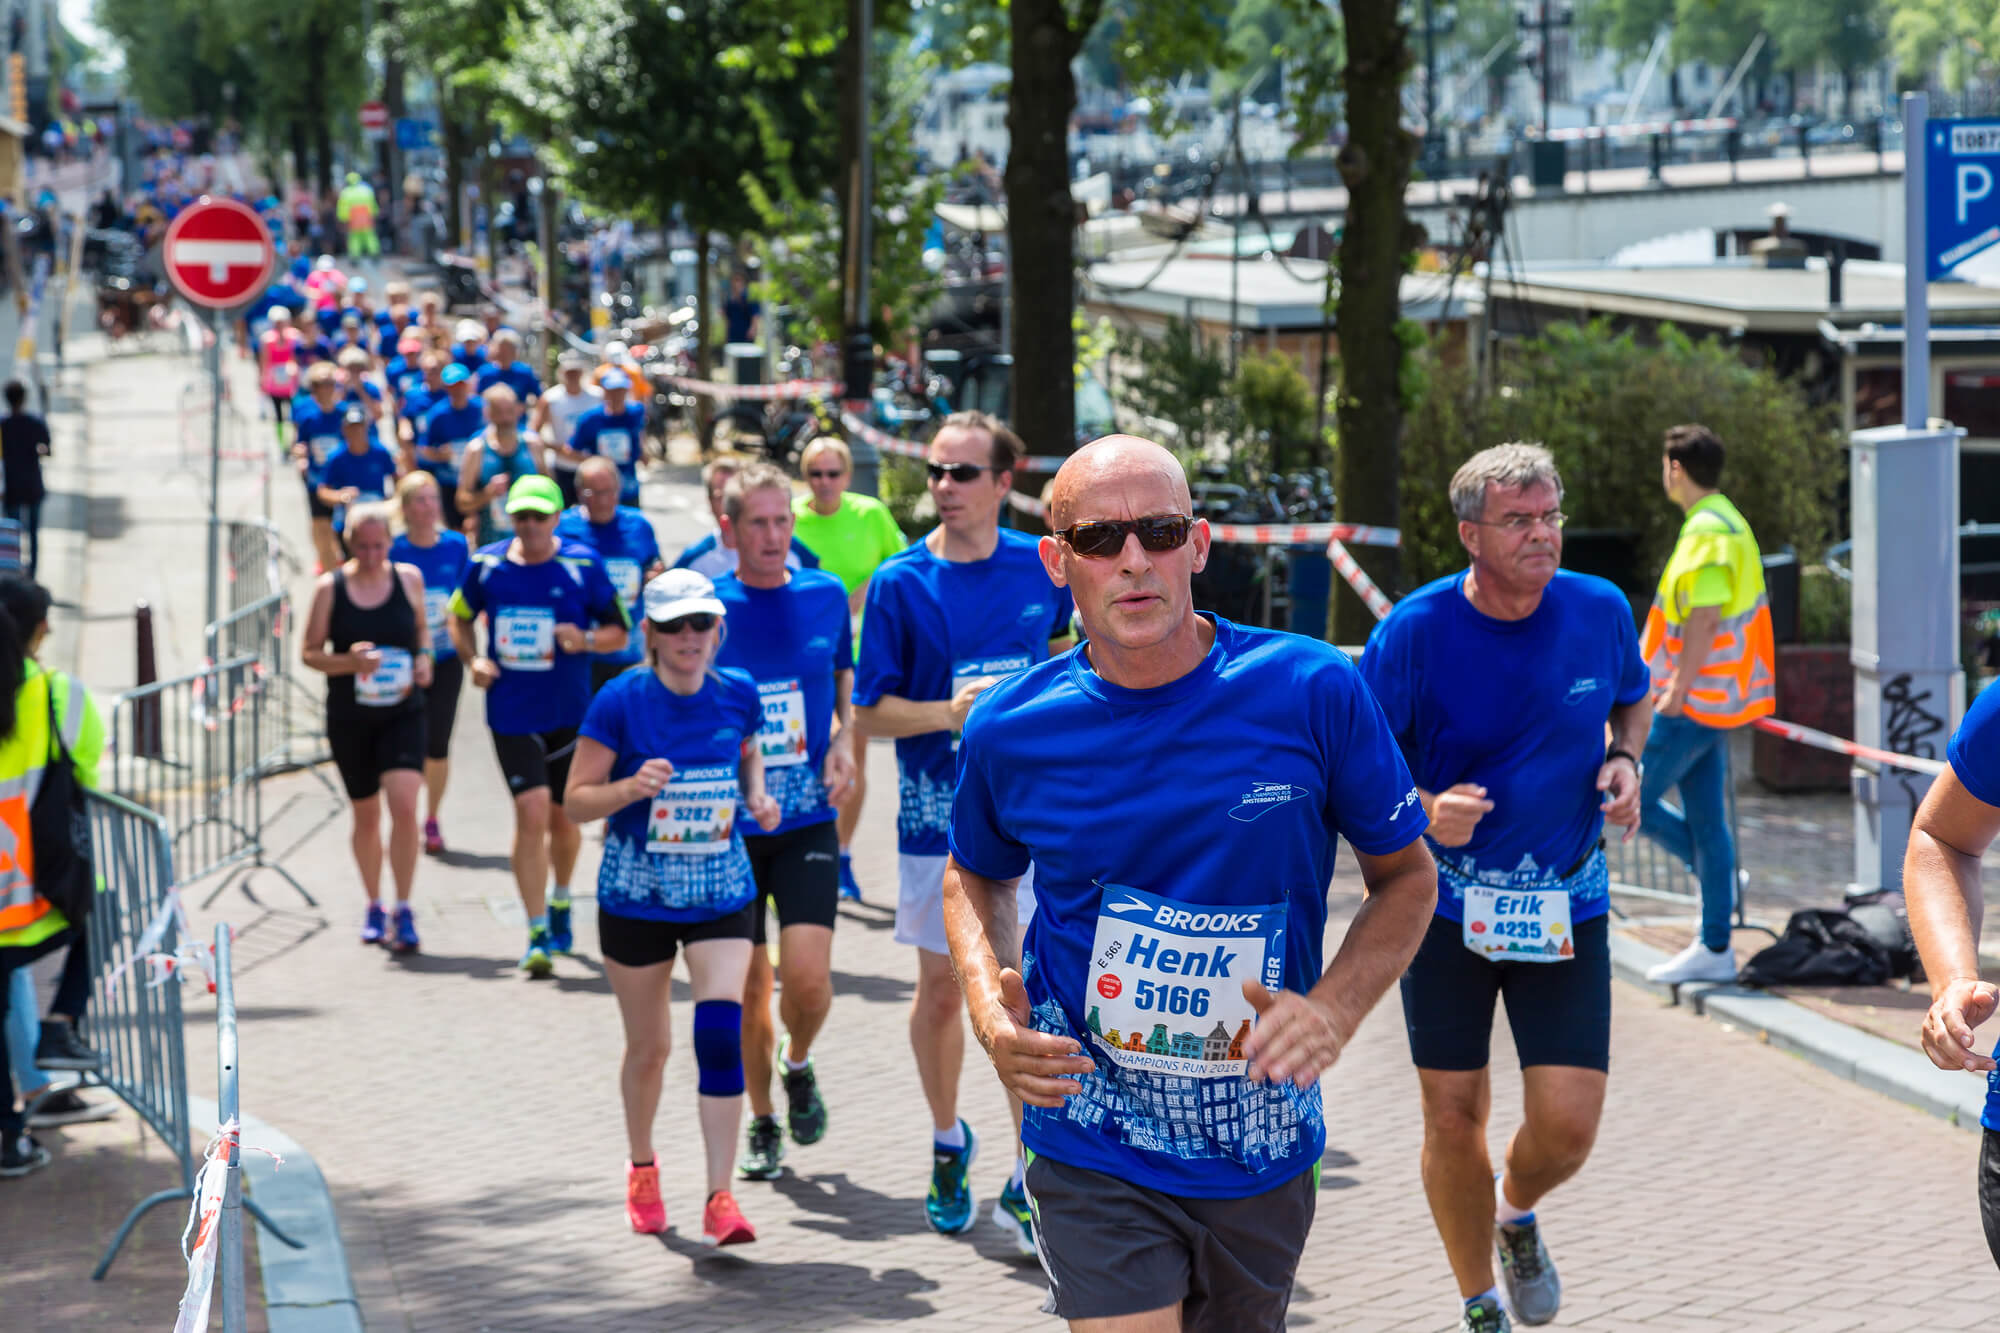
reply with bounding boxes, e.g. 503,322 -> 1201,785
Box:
1399,911 -> 1612,1072
422,654 -> 464,760
491,726 -> 579,798
599,902 -> 755,968
745,821 -> 840,945
327,708 -> 426,800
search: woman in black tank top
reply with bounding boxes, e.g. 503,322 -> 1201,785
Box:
302,503 -> 436,951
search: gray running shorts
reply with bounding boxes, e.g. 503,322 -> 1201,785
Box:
1023,1151 -> 1317,1330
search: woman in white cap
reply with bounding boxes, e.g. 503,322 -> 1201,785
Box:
563,568 -> 780,1245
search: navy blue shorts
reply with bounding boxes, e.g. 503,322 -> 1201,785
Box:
1399,911 -> 1611,1072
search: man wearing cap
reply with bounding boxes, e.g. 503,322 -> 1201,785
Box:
450,474 -> 631,977
476,329 -> 543,407
532,353 -> 603,506
557,457 -> 664,695
420,363 -> 486,513
319,403 -> 402,543
384,329 -> 429,404
591,341 -> 649,403
570,370 -> 650,506
395,353 -> 446,477
453,320 -> 489,374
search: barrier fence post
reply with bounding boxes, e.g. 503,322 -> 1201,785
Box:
215,924 -> 247,1333
134,601 -> 161,760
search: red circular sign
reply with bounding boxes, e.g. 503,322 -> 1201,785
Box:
163,197 -> 274,309
1470,920 -> 1487,934
1096,973 -> 1121,999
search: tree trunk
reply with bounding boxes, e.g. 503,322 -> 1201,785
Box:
441,101 -> 465,249
693,226 -> 713,379
382,3 -> 405,244
834,0 -> 862,347
289,119 -> 309,195
1333,0 -> 1419,644
1004,0 -> 1082,458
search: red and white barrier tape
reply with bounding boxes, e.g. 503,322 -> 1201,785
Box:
1540,116 -> 1738,142
1328,537 -> 1397,620
174,1119 -> 285,1333
663,374 -> 838,403
1211,521 -> 1401,549
109,892 -> 221,994
838,410 -> 1067,474
1750,716 -> 1948,776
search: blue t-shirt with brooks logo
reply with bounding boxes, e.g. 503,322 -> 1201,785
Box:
569,403 -> 649,503
420,399 -> 485,489
579,666 -> 763,924
855,528 -> 1073,856
1943,685 -> 2000,1129
713,569 -> 854,837
450,540 -> 628,735
391,530 -> 471,660
555,505 -> 662,668
951,616 -> 1425,1198
292,398 -> 346,488
1360,569 -> 1649,923
320,445 -> 399,532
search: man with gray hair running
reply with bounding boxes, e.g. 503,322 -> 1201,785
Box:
1359,442 -> 1653,1333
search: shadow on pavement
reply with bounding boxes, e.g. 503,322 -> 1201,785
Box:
825,968 -> 913,1005
430,849 -> 513,872
768,1170 -> 935,1244
390,950 -> 519,982
1319,1145 -> 1361,1190
834,901 -> 897,932
647,1239 -> 944,1323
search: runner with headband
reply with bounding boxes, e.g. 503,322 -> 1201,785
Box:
393,472 -> 471,856
564,568 -> 780,1244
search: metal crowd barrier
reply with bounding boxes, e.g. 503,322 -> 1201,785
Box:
217,520 -> 330,776
104,653 -> 315,908
1603,745 -> 1761,935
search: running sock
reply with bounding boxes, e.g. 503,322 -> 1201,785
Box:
631,1157 -> 654,1168
933,1121 -> 966,1151
784,1055 -> 810,1072
551,886 -> 571,904
1494,1173 -> 1535,1226
529,913 -> 549,933
1008,1157 -> 1025,1192
1466,1286 -> 1500,1309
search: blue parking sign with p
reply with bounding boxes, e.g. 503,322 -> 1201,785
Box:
1927,118 -> 2000,280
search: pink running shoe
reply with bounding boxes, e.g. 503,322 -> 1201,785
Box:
424,818 -> 445,856
701,1190 -> 756,1247
626,1161 -> 666,1235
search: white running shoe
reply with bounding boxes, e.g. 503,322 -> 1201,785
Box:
1645,940 -> 1737,985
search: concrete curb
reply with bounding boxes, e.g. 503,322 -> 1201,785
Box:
1608,932 -> 1986,1132
188,1094 -> 364,1333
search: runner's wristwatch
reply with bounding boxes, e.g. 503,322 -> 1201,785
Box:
1605,746 -> 1642,776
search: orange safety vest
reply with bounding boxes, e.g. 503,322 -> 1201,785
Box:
1640,493 -> 1776,728
0,668 -> 91,940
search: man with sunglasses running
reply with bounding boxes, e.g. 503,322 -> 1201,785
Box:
1358,444 -> 1651,1333
855,410 -> 1073,1245
451,475 -> 631,976
946,435 -> 1436,1332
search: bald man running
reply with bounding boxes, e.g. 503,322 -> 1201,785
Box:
944,436 -> 1438,1332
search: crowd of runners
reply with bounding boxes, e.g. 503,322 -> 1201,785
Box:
235,266 -> 2000,1332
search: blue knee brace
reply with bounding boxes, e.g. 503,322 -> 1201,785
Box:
692,1000 -> 745,1097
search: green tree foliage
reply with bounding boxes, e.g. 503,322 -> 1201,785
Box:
1232,347 -> 1318,477
1887,0 -> 1997,92
1113,317 -> 1237,459
1398,320 -> 1841,594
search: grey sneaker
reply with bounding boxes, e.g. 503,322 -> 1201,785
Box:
1495,1217 -> 1561,1325
1460,1295 -> 1512,1332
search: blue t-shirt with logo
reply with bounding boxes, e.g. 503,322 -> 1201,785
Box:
420,399 -> 485,489
555,505 -> 662,668
569,403 -> 649,503
1360,569 -> 1649,923
391,530 -> 471,660
320,445 -> 399,532
713,570 -> 854,837
399,384 -> 440,450
854,528 -> 1073,856
1943,686 -> 2000,1129
672,532 -> 819,579
579,666 -> 763,923
450,540 -> 629,735
950,617 -> 1426,1198
476,358 -> 543,404
291,398 -> 346,488
385,354 -> 426,400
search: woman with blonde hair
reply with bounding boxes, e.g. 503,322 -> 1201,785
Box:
392,472 -> 471,855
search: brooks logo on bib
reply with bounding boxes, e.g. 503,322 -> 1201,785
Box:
1085,884 -> 1285,1078
648,765 -> 738,854
1461,883 -> 1574,961
757,678 -> 808,768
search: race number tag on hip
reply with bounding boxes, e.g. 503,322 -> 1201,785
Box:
598,429 -> 633,465
949,654 -> 1031,751
606,557 -> 642,607
1085,883 -> 1285,1078
648,765 -> 738,854
1461,884 -> 1574,962
355,647 -> 414,706
310,435 -> 338,467
423,589 -> 451,646
757,678 -> 808,768
494,605 -> 555,671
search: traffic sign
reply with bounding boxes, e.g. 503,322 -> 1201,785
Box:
360,101 -> 388,140
395,117 -> 433,149
163,197 -> 274,309
1926,117 -> 2000,279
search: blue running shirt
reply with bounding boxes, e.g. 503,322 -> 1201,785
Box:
579,666 -> 763,923
713,570 -> 854,836
319,445 -> 399,532
555,505 -> 663,669
419,399 -> 485,489
568,403 -> 649,503
951,617 -> 1425,1197
450,540 -> 628,735
855,529 -> 1073,856
1361,570 -> 1650,923
391,530 -> 471,660
292,398 -> 346,490
1944,686 -> 2000,1129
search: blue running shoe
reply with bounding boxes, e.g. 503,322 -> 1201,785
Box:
992,1172 -> 1036,1257
389,905 -> 420,954
548,896 -> 574,954
519,927 -> 554,978
360,903 -> 387,945
837,853 -> 861,902
925,1120 -> 979,1235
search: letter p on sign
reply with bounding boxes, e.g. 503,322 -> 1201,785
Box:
1960,163 -> 1994,226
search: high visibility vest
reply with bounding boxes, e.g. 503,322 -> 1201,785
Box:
0,665 -> 103,948
1640,493 -> 1777,729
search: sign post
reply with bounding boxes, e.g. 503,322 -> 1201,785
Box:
162,197 -> 275,634
360,101 -> 389,142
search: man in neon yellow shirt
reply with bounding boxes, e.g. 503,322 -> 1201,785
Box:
338,173 -> 381,259
791,437 -> 906,901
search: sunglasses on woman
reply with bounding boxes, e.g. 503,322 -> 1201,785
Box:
1054,514 -> 1195,559
653,613 -> 717,634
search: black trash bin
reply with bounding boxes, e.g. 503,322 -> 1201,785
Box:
1762,547 -> 1800,644
1529,140 -> 1567,190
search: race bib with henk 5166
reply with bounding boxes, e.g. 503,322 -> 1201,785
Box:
757,678 -> 808,768
494,605 -> 555,671
950,654 -> 1032,752
1461,883 -> 1574,962
647,764 -> 738,855
1083,883 -> 1286,1079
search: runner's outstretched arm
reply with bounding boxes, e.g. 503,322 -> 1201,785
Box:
1243,838 -> 1436,1089
1908,768 -> 2000,1073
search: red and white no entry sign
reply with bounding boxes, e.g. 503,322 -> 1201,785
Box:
163,197 -> 274,309
360,101 -> 388,133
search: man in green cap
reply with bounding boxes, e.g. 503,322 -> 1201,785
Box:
339,171 -> 381,260
450,474 -> 631,975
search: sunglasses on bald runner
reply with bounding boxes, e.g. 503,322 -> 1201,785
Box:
1055,514 -> 1195,559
